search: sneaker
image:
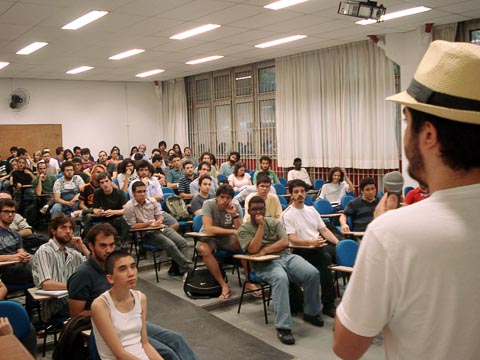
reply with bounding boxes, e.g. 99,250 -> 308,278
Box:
322,303 -> 336,318
276,329 -> 295,345
40,204 -> 49,215
303,313 -> 324,327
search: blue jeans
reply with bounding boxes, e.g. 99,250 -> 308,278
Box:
254,254 -> 321,330
146,321 -> 199,360
50,201 -> 79,216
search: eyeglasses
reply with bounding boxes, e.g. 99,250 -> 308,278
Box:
1,210 -> 15,215
135,190 -> 147,193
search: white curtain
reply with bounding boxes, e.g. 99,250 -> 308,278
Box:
275,41 -> 397,169
432,23 -> 457,41
157,78 -> 188,147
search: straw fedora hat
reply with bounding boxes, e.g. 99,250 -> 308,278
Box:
387,40 -> 480,125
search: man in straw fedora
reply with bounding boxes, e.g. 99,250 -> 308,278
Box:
333,40 -> 480,359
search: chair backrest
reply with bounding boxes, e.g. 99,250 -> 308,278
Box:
313,199 -> 333,214
377,191 -> 384,198
192,214 -> 203,232
336,239 -> 360,267
89,331 -> 101,360
278,177 -> 288,187
404,186 -> 414,196
278,195 -> 288,210
272,183 -> 286,196
0,300 -> 31,339
217,174 -> 228,183
162,187 -> 175,194
313,179 -> 325,190
304,195 -> 314,206
112,178 -> 119,187
340,195 -> 354,210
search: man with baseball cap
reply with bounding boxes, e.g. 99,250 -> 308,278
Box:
333,40 -> 480,359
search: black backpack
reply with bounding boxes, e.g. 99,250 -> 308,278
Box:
52,315 -> 92,360
183,268 -> 226,299
165,195 -> 191,221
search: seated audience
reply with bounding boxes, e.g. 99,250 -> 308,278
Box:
54,147 -> 65,167
189,161 -> 218,197
181,147 -> 197,168
97,150 -> 117,178
340,177 -> 379,232
244,174 -> 282,221
128,160 -> 163,202
9,157 -> 36,220
166,154 -> 183,190
228,162 -> 251,191
63,149 -> 74,162
6,146 -> 17,162
117,159 -> 138,193
79,164 -> 107,211
72,157 -> 91,183
198,152 -> 218,179
32,214 -> 90,321
287,158 -> 312,189
51,161 -> 84,216
252,156 -> 280,185
317,167 -> 354,209
80,148 -> 96,175
151,154 -> 167,186
91,251 -> 163,360
158,141 -> 168,160
172,144 -> 182,157
190,175 -> 214,215
220,151 -> 240,177
282,179 -> 339,318
238,196 -> 323,345
0,158 -> 12,191
178,161 -> 197,200
69,223 -> 199,360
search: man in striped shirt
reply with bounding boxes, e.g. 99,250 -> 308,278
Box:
32,213 -> 90,321
178,160 -> 197,200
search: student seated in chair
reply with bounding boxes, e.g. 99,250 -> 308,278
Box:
91,251 -> 163,360
238,196 -> 323,345
68,224 -> 199,360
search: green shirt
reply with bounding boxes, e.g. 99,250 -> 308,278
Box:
253,169 -> 279,184
238,217 -> 289,256
32,174 -> 57,194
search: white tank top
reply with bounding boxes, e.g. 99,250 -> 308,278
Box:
92,289 -> 148,360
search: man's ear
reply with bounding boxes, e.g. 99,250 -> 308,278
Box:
106,273 -> 114,285
420,121 -> 438,150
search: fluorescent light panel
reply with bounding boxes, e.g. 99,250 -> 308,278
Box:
255,35 -> 306,48
62,10 -> 109,30
265,0 -> 308,10
356,6 -> 431,25
186,55 -> 224,65
136,69 -> 165,78
236,75 -> 252,80
16,42 -> 48,55
109,49 -> 145,60
66,66 -> 94,74
170,24 -> 220,40
0,62 -> 9,70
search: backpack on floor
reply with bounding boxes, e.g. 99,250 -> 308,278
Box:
165,195 -> 191,221
52,315 -> 92,360
289,282 -> 304,314
183,268 -> 227,299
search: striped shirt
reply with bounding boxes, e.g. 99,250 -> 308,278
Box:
123,197 -> 162,226
178,174 -> 197,194
32,239 -> 86,320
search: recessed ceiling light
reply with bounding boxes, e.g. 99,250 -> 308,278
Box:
62,10 -> 109,30
109,49 -> 145,60
0,62 -> 9,70
265,0 -> 308,10
136,69 -> 165,78
186,55 -> 224,65
66,66 -> 94,74
170,24 -> 221,40
16,42 -> 48,55
356,6 -> 431,25
255,35 -> 307,48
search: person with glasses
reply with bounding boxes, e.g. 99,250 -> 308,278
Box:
0,198 -> 33,285
189,161 -> 218,197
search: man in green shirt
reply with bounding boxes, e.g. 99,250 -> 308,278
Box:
238,196 -> 323,345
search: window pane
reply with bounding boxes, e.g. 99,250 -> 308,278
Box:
194,107 -> 211,154
258,66 -> 275,93
235,102 -> 254,154
196,78 -> 210,101
470,29 -> 480,44
214,74 -> 230,99
259,99 -> 276,156
215,104 -> 232,155
235,70 -> 253,96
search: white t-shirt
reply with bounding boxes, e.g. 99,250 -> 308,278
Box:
282,205 -> 326,240
318,181 -> 349,204
228,172 -> 251,190
287,168 -> 312,186
336,183 -> 480,360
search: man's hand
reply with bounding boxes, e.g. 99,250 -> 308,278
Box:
70,236 -> 84,250
225,202 -> 237,216
340,224 -> 350,233
18,252 -> 31,263
151,218 -> 163,227
103,209 -> 114,217
254,213 -> 265,226
311,236 -> 327,248
142,177 -> 149,185
251,248 -> 267,257
374,193 -> 401,218
39,174 -> 46,182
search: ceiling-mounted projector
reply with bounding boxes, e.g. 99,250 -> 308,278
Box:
338,1 -> 386,21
